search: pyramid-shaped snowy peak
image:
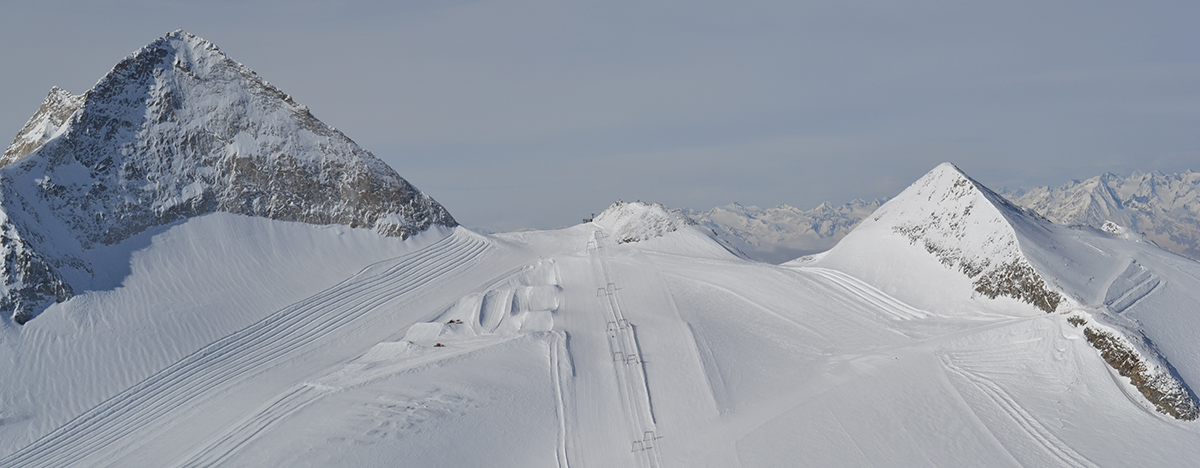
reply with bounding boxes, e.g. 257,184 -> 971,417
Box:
811,163 -> 1063,313
0,30 -> 455,323
808,163 -> 1200,419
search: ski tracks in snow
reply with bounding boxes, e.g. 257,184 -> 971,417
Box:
550,332 -> 573,468
591,230 -> 663,468
0,231 -> 491,468
939,352 -> 1100,468
802,267 -> 929,320
1103,261 -> 1161,314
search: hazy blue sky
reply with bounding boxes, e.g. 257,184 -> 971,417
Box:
2,1 -> 1197,231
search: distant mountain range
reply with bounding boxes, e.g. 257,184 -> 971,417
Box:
691,171 -> 1200,264
3,30 -> 1199,468
1002,171 -> 1200,261
684,199 -> 884,263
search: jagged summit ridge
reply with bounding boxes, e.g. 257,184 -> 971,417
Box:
1004,170 -> 1200,260
2,87 -> 84,166
0,30 -> 455,323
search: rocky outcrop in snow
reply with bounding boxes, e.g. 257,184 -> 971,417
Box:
684,199 -> 883,263
1004,171 -> 1200,261
0,30 -> 455,323
1068,314 -> 1199,420
876,163 -> 1063,313
820,162 -> 1198,420
2,88 -> 85,167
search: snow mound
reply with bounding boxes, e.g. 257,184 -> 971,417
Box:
0,30 -> 455,323
593,201 -> 697,244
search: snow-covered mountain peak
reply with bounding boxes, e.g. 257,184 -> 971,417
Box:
2,87 -> 85,167
811,163 -> 1200,419
593,201 -> 697,244
826,162 -> 1064,313
0,31 -> 455,323
1003,170 -> 1200,260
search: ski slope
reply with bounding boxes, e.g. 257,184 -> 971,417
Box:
3,198 -> 1200,466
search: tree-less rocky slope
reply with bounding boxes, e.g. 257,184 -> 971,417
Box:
0,30 -> 455,323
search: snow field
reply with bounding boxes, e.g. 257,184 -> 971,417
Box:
0,214 -> 453,453
5,195 -> 1200,466
1,225 -> 494,467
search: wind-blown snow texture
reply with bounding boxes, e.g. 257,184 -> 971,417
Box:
0,30 -> 455,323
1004,171 -> 1200,261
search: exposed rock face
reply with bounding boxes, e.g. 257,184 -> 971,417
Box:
855,162 -> 1197,421
0,30 -> 456,323
1004,171 -> 1200,261
1070,317 -> 1200,420
881,163 -> 1062,313
2,87 -> 85,166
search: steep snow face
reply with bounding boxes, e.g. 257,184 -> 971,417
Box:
684,199 -> 883,263
593,201 -> 697,244
810,162 -> 1200,420
820,162 -> 1063,313
0,30 -> 455,323
1005,171 -> 1200,260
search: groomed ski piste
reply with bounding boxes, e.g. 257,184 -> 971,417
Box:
4,167 -> 1200,466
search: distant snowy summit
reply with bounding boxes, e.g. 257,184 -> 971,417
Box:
684,199 -> 883,264
692,170 -> 1200,264
1003,171 -> 1200,261
592,200 -> 697,244
0,30 -> 455,323
809,162 -> 1198,419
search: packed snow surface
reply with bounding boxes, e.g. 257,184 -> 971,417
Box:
3,164 -> 1200,467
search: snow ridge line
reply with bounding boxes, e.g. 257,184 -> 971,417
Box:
592,230 -> 663,468
801,267 -> 928,320
939,355 -> 1099,468
0,231 -> 490,468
